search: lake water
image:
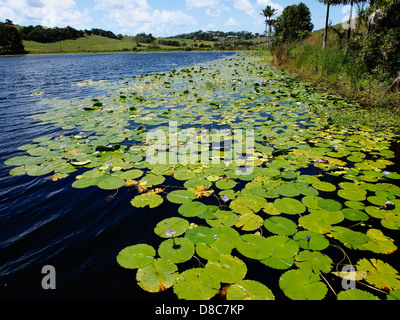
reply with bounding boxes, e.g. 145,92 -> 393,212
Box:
0,51 -> 237,299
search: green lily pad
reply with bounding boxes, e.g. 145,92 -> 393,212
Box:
166,190 -> 196,204
294,250 -> 333,274
330,226 -> 370,250
136,259 -> 178,293
96,175 -> 125,190
226,280 -> 275,300
318,199 -> 342,212
215,179 -> 237,190
158,237 -> 195,263
131,193 -> 163,208
185,226 -> 217,245
264,216 -> 298,236
204,254 -> 247,283
356,258 -> 400,291
178,201 -> 208,217
235,234 -> 273,260
116,244 -> 156,269
173,268 -> 220,300
154,217 -> 189,238
279,268 -> 328,300
235,212 -> 264,231
120,169 -> 144,180
312,180 -> 336,192
266,235 -> 299,259
337,289 -> 379,300
293,231 -> 329,250
342,208 -> 369,221
273,198 -> 306,215
260,256 -> 294,270
230,193 -> 269,214
196,239 -> 232,261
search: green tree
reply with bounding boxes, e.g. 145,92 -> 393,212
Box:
273,3 -> 314,43
0,21 -> 25,55
261,5 -> 278,47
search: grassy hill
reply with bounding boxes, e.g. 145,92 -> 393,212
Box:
22,34 -> 265,54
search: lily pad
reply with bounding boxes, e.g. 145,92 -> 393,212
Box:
204,254 -> 247,284
154,217 -> 189,238
116,244 -> 156,269
158,237 -> 195,263
185,226 -> 217,245
178,201 -> 208,217
266,235 -> 299,259
173,268 -> 220,300
273,198 -> 306,215
264,216 -> 298,235
166,190 -> 196,204
136,259 -> 178,293
294,250 -> 333,274
215,179 -> 237,190
235,234 -> 273,260
226,280 -> 275,300
279,268 -> 328,300
96,175 -> 125,190
337,289 -> 379,300
131,193 -> 163,208
356,258 -> 400,291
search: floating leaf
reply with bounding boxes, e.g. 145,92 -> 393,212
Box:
362,229 -> 397,254
356,258 -> 400,291
154,217 -> 189,238
264,216 -> 298,236
330,226 -> 370,250
215,179 -> 237,190
116,244 -> 155,269
318,199 -> 342,212
226,280 -> 275,300
341,208 -> 369,221
266,235 -> 299,259
205,254 -> 247,283
96,175 -> 125,190
229,193 -> 269,214
273,198 -> 306,215
178,201 -> 208,217
337,289 -> 379,300
279,268 -> 328,300
158,237 -> 195,264
185,226 -> 217,245
235,234 -> 273,260
173,268 -> 220,300
261,256 -> 294,270
294,250 -> 332,274
166,190 -> 196,204
131,192 -> 163,208
312,180 -> 336,192
136,259 -> 178,293
293,231 -> 329,250
196,239 -> 232,261
235,212 -> 263,231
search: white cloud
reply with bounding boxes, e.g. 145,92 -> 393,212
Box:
256,0 -> 283,14
94,0 -> 197,36
224,17 -> 240,26
185,0 -> 220,9
0,0 -> 93,29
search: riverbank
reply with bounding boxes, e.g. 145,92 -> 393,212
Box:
21,35 -> 263,55
269,39 -> 400,112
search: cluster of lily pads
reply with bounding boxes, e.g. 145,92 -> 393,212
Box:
5,52 -> 400,300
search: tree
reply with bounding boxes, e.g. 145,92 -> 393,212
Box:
319,0 -> 343,49
0,21 -> 25,54
273,3 -> 314,43
261,5 -> 277,47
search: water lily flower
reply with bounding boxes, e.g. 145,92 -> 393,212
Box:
306,235 -> 311,242
105,162 -> 112,168
316,158 -> 323,163
54,136 -> 60,141
93,151 -> 99,155
383,171 -> 390,176
332,145 -> 338,150
221,195 -> 230,202
165,229 -> 175,237
60,144 -> 66,149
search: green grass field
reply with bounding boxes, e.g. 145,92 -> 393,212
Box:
22,35 -> 265,54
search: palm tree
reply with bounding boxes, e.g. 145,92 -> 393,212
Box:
319,0 -> 343,49
261,5 -> 278,47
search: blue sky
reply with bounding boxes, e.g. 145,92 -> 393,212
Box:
0,0 -> 357,37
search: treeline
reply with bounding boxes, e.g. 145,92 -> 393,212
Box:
20,25 -> 121,43
171,30 -> 259,41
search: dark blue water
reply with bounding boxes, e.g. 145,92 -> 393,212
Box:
0,51 -> 237,299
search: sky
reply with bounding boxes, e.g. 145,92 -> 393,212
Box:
0,0 -> 358,37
